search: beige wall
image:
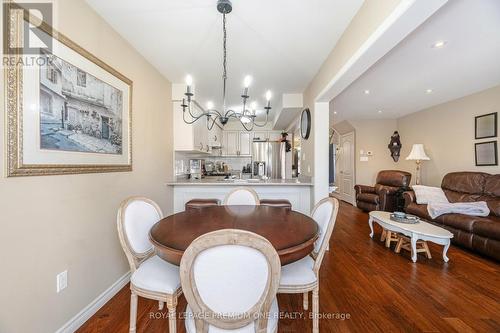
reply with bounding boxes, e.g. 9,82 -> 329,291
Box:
350,119 -> 400,185
398,85 -> 500,186
0,1 -> 173,332
300,0 -> 403,178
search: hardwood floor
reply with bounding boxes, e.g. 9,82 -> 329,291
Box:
78,202 -> 500,332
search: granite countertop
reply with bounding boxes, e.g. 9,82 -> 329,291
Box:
166,178 -> 313,186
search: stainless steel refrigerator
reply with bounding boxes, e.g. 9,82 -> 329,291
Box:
252,140 -> 289,179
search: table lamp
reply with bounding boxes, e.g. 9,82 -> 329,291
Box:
406,144 -> 430,185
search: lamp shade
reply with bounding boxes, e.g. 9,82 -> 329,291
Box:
406,144 -> 430,161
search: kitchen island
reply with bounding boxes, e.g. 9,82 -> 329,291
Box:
167,178 -> 313,214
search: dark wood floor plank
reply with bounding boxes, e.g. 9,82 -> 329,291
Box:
77,202 -> 500,333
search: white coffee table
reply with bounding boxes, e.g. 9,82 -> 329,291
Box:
368,211 -> 453,262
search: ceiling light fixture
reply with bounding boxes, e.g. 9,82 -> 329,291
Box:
425,89 -> 433,94
333,111 -> 337,115
378,110 -> 383,114
180,0 -> 271,131
431,40 -> 447,48
364,90 -> 370,95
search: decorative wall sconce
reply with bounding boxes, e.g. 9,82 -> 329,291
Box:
388,131 -> 402,162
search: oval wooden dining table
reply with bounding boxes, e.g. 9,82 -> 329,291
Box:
149,205 -> 319,266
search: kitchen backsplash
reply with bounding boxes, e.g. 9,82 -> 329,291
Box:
175,152 -> 251,175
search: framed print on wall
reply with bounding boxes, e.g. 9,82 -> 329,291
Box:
475,112 -> 497,139
475,141 -> 498,166
4,3 -> 132,177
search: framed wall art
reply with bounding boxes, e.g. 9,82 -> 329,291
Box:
475,141 -> 498,166
475,112 -> 497,139
4,3 -> 132,177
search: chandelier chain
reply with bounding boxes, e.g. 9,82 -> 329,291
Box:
222,12 -> 227,111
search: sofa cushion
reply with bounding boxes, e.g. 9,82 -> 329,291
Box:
357,193 -> 379,204
472,216 -> 500,241
444,190 -> 482,204
484,174 -> 500,196
376,170 -> 411,187
441,172 -> 488,195
435,213 -> 481,232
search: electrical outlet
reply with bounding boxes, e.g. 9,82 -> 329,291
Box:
57,270 -> 68,293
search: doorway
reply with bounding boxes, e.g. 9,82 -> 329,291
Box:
101,116 -> 110,139
338,131 -> 355,205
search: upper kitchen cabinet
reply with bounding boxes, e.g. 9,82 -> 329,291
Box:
222,131 -> 238,155
172,84 -> 211,154
239,131 -> 252,155
222,131 -> 252,156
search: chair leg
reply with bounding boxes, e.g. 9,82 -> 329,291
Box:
385,231 -> 392,248
312,286 -> 319,333
129,292 -> 138,333
380,229 -> 387,242
158,301 -> 164,310
303,291 -> 309,311
167,296 -> 178,333
395,238 -> 403,253
423,241 -> 432,259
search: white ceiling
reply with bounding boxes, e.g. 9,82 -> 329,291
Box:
86,0 -> 363,120
333,0 -> 500,122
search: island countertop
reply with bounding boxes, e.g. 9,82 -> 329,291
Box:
166,178 -> 313,186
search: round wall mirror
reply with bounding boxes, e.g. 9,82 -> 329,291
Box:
300,108 -> 311,139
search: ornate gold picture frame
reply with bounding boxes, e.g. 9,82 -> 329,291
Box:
4,2 -> 132,177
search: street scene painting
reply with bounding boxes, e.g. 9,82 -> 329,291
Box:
39,51 -> 124,154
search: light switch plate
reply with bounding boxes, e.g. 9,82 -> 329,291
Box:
57,270 -> 68,293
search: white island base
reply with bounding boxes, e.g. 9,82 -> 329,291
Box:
168,179 -> 312,214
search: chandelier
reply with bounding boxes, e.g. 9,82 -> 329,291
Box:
181,0 -> 272,131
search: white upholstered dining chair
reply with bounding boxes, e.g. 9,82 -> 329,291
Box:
117,197 -> 182,333
180,229 -> 281,333
278,197 -> 339,333
223,187 -> 260,205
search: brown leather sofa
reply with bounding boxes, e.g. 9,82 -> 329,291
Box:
354,170 -> 412,212
404,172 -> 500,261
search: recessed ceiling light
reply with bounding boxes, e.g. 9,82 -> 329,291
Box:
432,40 -> 447,48
378,110 -> 382,114
333,111 -> 337,115
426,89 -> 433,94
364,90 -> 370,95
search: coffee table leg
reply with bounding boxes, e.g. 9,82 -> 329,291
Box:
411,235 -> 418,263
369,217 -> 374,238
443,240 -> 450,263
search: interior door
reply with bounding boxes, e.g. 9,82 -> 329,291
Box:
339,131 -> 355,205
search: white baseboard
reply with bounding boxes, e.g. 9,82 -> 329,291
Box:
55,271 -> 131,333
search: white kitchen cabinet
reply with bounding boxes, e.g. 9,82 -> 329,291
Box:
173,100 -> 211,153
239,132 -> 252,156
223,131 -> 239,156
208,124 -> 222,148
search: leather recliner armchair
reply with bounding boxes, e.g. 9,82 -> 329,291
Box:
354,170 -> 412,212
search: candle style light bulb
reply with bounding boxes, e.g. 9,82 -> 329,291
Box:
206,101 -> 214,110
251,101 -> 257,111
265,90 -> 272,110
185,75 -> 193,87
244,75 -> 252,88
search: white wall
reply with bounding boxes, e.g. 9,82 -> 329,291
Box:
350,119 -> 400,185
0,1 -> 173,332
